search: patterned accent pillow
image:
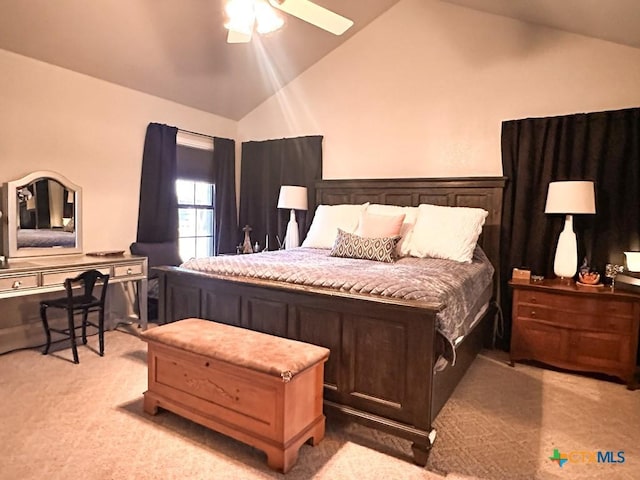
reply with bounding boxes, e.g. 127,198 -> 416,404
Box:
330,229 -> 401,263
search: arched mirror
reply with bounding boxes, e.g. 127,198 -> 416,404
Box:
2,171 -> 82,258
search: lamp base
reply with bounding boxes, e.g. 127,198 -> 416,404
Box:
284,209 -> 299,249
553,214 -> 578,279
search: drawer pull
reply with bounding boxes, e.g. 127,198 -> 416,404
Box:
127,268 -> 133,275
530,310 -> 536,318
12,280 -> 22,289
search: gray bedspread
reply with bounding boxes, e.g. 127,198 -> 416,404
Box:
182,247 -> 494,364
17,229 -> 75,248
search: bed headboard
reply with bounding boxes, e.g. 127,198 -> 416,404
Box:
315,177 -> 507,295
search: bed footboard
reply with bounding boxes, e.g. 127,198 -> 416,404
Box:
156,266 -> 441,463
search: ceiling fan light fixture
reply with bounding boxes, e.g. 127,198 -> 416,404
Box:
255,1 -> 284,34
224,0 -> 255,35
224,0 -> 352,43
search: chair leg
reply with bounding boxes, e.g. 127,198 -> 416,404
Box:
82,309 -> 89,345
39,304 -> 52,355
98,308 -> 105,356
67,309 -> 79,364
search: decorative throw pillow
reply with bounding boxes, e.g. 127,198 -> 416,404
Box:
408,204 -> 488,263
355,212 -> 406,238
365,204 -> 419,257
330,228 -> 401,263
301,203 -> 369,249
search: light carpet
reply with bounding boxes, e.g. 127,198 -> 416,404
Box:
0,328 -> 638,480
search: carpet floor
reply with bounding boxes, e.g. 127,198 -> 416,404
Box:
0,327 -> 638,479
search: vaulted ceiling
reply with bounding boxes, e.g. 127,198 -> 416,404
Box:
1,0 -> 638,121
0,0 -> 402,120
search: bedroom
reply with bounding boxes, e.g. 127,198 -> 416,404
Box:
1,0 -> 639,478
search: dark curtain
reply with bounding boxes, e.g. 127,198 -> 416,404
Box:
213,137 -> 238,255
239,136 -> 323,251
35,180 -> 50,229
136,123 -> 178,243
500,107 -> 640,349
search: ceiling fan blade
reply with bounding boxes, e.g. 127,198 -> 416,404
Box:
269,0 -> 354,35
227,28 -> 252,43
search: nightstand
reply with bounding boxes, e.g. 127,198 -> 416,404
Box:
509,279 -> 640,389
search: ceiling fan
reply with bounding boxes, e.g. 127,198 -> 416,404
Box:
224,0 -> 354,43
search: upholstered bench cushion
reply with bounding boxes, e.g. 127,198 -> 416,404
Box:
141,318 -> 330,379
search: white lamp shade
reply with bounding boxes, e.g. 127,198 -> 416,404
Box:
277,185 -> 308,211
625,252 -> 640,272
545,181 -> 596,214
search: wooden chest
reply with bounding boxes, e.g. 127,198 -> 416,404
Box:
141,318 -> 330,473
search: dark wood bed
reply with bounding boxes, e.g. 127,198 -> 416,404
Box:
155,176 -> 506,465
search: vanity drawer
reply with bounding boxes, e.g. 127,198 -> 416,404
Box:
42,268 -> 110,287
0,274 -> 38,292
114,263 -> 144,278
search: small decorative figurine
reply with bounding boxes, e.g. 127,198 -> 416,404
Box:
242,225 -> 253,254
579,257 -> 590,276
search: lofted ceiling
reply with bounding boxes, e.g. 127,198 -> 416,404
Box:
441,0 -> 640,50
1,0 -> 639,121
0,0 -> 402,120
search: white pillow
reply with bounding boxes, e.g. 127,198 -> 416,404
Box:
408,204 -> 488,263
366,204 -> 419,257
301,203 -> 369,249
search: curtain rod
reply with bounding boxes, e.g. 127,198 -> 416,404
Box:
178,128 -> 214,140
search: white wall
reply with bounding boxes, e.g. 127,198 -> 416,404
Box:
238,0 -> 640,179
0,49 -> 237,253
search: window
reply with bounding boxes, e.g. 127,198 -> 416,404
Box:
175,130 -> 216,261
176,179 -> 215,261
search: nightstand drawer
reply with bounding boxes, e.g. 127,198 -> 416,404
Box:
517,290 -> 633,317
516,305 -> 634,333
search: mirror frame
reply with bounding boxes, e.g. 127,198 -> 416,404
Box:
2,170 -> 83,258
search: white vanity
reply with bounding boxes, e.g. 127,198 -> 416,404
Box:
0,171 -> 148,353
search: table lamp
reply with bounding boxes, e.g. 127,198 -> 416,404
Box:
277,185 -> 308,249
545,181 -> 596,279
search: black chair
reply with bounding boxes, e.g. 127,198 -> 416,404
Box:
39,269 -> 110,364
129,241 -> 181,322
